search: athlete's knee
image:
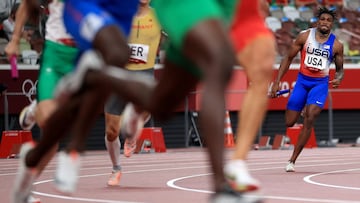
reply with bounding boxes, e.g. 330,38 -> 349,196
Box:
303,116 -> 316,127
212,44 -> 235,79
105,125 -> 120,141
304,111 -> 319,125
285,111 -> 300,127
94,27 -> 131,67
285,117 -> 298,127
285,120 -> 297,127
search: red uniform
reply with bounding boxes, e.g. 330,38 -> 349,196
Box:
230,0 -> 273,52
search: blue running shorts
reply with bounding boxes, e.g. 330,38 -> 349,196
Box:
287,73 -> 329,111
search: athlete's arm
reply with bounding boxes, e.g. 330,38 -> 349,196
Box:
329,39 -> 344,88
270,30 -> 308,97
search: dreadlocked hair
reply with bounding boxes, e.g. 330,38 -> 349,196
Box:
316,7 -> 337,21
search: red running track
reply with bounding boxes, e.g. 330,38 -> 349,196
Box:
0,146 -> 360,203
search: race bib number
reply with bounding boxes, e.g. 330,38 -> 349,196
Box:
304,54 -> 327,71
129,43 -> 149,64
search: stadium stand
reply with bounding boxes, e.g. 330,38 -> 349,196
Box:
266,16 -> 282,32
283,5 -> 301,21
270,4 -> 285,19
345,0 -> 360,9
298,6 -> 315,21
264,0 -> 360,59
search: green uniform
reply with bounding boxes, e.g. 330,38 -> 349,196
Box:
152,0 -> 237,77
37,40 -> 78,101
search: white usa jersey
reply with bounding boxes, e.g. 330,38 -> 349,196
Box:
300,28 -> 336,78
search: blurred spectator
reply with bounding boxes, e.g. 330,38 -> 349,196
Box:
269,0 -> 290,6
295,0 -> 322,14
22,2 -> 48,54
2,3 -> 19,41
323,0 -> 343,8
348,27 -> 360,62
0,0 -> 21,23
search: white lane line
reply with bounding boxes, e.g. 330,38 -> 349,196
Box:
31,191 -> 143,203
5,155 -> 360,202
303,168 -> 360,190
167,173 -> 212,194
167,165 -> 360,203
167,173 -> 360,203
32,166 -> 210,202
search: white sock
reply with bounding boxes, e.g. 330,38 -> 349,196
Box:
105,135 -> 121,171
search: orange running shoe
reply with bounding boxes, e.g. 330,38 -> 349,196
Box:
107,170 -> 122,186
123,138 -> 136,158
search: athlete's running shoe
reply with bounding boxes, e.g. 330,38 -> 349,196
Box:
285,161 -> 295,172
19,100 -> 37,130
210,183 -> 263,203
27,195 -> 41,203
54,50 -> 103,100
224,160 -> 260,192
121,103 -> 145,157
54,151 -> 81,194
107,170 -> 122,186
11,142 -> 38,203
124,138 -> 137,158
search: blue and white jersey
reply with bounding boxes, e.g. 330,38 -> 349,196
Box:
63,0 -> 138,51
300,28 -> 336,78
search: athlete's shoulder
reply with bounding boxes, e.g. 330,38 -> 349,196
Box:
299,28 -> 312,35
333,37 -> 344,53
296,28 -> 311,43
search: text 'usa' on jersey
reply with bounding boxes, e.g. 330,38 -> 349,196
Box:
300,28 -> 336,78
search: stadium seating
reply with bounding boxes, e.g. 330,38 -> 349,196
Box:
323,0 -> 343,7
270,5 -> 285,19
295,0 -> 318,7
283,5 -> 301,21
273,0 -> 290,6
266,16 -> 282,32
298,6 -> 315,21
265,1 -> 360,58
345,0 -> 360,10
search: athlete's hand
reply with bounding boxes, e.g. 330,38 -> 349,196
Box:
5,41 -> 20,59
269,81 -> 280,98
329,79 -> 341,88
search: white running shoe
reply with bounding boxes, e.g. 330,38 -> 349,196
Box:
285,161 -> 295,172
54,151 -> 81,194
27,195 -> 41,203
107,170 -> 122,186
19,100 -> 37,130
55,50 -> 103,100
11,142 -> 38,203
224,160 -> 260,192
